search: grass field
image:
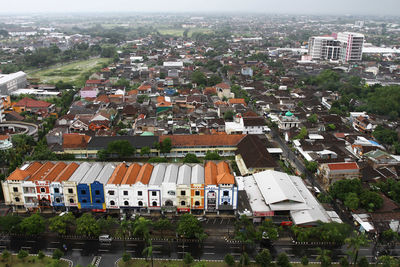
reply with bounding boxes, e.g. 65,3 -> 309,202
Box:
27,57 -> 111,84
157,28 -> 213,37
118,259 -> 326,267
0,255 -> 68,267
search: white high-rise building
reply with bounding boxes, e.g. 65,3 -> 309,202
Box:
337,32 -> 365,62
308,36 -> 341,60
308,32 -> 364,62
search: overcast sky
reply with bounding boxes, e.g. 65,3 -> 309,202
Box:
1,0 -> 399,16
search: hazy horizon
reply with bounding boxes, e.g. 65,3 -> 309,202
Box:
0,0 -> 399,16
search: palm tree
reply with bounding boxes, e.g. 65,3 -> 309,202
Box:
142,240 -> 154,267
345,232 -> 369,266
118,218 -> 131,250
316,248 -> 331,267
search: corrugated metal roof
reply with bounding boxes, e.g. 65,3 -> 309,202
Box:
177,165 -> 191,185
149,164 -> 166,186
96,163 -> 115,184
191,164 -> 204,184
68,162 -> 92,183
163,164 -> 179,184
81,162 -> 104,184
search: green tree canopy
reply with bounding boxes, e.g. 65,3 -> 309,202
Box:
20,213 -> 45,235
177,213 -> 205,239
76,213 -> 100,237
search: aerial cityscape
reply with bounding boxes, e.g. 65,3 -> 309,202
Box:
0,0 -> 400,266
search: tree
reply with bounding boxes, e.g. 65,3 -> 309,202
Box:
258,220 -> 278,241
118,218 -> 132,249
37,250 -> 45,260
379,255 -> 398,267
381,229 -> 400,244
177,213 -> 205,239
140,146 -> 151,157
326,124 -> 336,131
97,216 -> 117,234
184,252 -> 194,265
316,248 -> 331,267
224,110 -> 235,121
76,213 -> 100,237
339,257 -> 349,267
344,192 -> 360,211
301,255 -> 309,266
240,252 -> 250,266
122,252 -> 131,262
49,212 -> 76,235
307,114 -> 318,123
20,213 -> 46,235
191,71 -> 207,86
255,249 -> 272,267
0,214 -> 22,233
160,138 -> 172,155
358,257 -> 369,267
1,250 -> 10,262
153,218 -> 172,236
294,127 -> 308,140
277,252 -> 291,267
373,126 -> 399,146
224,253 -> 235,266
345,232 -> 369,266
204,151 -> 221,160
106,140 -> 135,159
52,248 -> 64,260
183,153 -> 200,163
234,215 -> 260,250
132,217 -> 152,240
304,160 -> 318,173
359,191 -> 383,212
142,243 -> 154,267
17,249 -> 28,261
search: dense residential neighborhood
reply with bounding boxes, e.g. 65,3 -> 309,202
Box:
1,4 -> 400,267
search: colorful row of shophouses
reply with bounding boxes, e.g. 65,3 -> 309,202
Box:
1,161 -> 238,213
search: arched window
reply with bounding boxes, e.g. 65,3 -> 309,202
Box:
55,198 -> 61,203
195,201 -> 200,206
138,201 -> 143,206
181,201 -> 185,206
110,200 -> 115,206
152,201 -> 157,206
165,200 -> 173,206
15,197 -> 20,202
223,201 -> 228,205
124,201 -> 129,206
69,198 -> 74,204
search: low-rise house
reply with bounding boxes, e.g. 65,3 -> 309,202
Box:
191,164 -> 205,211
162,164 -> 179,212
13,97 -> 54,114
148,164 -> 166,210
319,162 -> 360,189
176,164 -> 191,213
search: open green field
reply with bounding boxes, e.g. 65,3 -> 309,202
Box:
157,28 -> 213,37
0,255 -> 68,267
119,259 -> 326,267
27,57 -> 111,84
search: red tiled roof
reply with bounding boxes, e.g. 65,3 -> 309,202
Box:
160,134 -> 245,147
14,97 -> 51,108
63,133 -> 91,149
328,162 -> 359,171
229,98 -> 247,106
216,162 -> 234,184
44,162 -> 67,182
25,162 -> 43,175
29,162 -> 55,181
205,162 -> 218,185
204,87 -> 217,95
121,163 -> 141,185
135,163 -> 153,185
7,168 -> 30,181
0,135 -> 10,141
215,83 -> 230,89
138,85 -> 151,91
54,163 -> 79,182
108,163 -> 128,185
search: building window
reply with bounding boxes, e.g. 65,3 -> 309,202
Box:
138,201 -> 143,206
138,191 -> 142,196
223,191 -> 229,197
152,191 -> 157,196
152,201 -> 157,206
195,201 -> 200,206
223,201 -> 228,205
55,197 -> 61,203
54,188 -> 59,194
15,197 -> 20,202
123,191 -> 128,196
108,190 -> 114,195
13,187 -> 18,192
124,201 -> 129,206
96,200 -> 100,203
195,191 -> 200,196
95,190 -> 100,195
68,189 -> 73,194
82,199 -> 87,203
181,201 -> 185,206
69,198 -> 74,204
181,190 -> 186,196
40,188 -> 45,193
110,200 -> 115,206
81,190 -> 86,195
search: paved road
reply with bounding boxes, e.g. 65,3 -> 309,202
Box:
2,233 -> 399,266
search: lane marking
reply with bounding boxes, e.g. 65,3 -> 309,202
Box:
98,249 -> 109,252
72,248 -> 83,251
204,246 -> 215,249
